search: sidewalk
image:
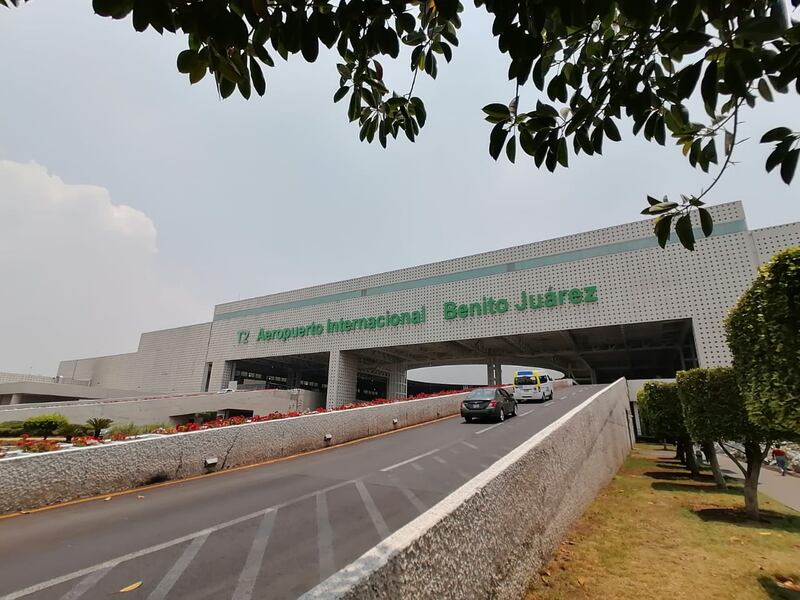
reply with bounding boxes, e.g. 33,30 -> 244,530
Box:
716,453 -> 800,512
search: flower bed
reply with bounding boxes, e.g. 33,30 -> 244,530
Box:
16,435 -> 60,453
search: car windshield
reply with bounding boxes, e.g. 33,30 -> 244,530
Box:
467,388 -> 495,400
514,377 -> 537,386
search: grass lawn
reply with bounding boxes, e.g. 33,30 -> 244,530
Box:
525,444 -> 800,600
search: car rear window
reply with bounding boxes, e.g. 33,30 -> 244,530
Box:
467,388 -> 495,399
514,377 -> 537,385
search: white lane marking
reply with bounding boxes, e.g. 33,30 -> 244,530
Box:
517,410 -> 533,417
475,422 -> 504,435
231,510 -> 277,600
398,487 -> 427,514
461,441 -> 479,450
3,478 -> 356,600
58,566 -> 111,600
355,481 -> 390,539
449,447 -> 460,455
433,456 -> 447,465
315,492 -> 335,581
411,463 -> 424,472
379,448 -> 439,472
147,533 -> 209,600
543,401 -> 553,406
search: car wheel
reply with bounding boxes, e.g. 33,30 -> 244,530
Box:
497,409 -> 505,422
464,416 -> 472,423
509,403 -> 517,417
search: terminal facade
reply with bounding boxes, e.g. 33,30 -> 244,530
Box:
57,202 -> 800,408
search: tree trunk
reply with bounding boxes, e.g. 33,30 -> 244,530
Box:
704,440 -> 727,489
676,440 -> 686,464
684,440 -> 700,476
743,440 -> 763,520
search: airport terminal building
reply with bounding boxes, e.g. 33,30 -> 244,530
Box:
55,201 -> 799,408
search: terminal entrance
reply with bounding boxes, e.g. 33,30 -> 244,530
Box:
346,318 -> 698,385
230,354 -> 392,401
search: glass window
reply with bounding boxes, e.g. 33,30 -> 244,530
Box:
467,388 -> 495,400
514,376 -> 537,385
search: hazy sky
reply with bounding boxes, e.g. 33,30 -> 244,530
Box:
1,1 -> 798,382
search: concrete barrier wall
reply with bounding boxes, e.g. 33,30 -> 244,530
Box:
302,379 -> 633,600
0,388 -> 325,425
0,392 -> 468,515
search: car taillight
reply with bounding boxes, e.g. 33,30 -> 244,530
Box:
488,400 -> 497,408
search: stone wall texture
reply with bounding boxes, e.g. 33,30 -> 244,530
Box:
301,378 -> 632,600
0,392 -> 468,515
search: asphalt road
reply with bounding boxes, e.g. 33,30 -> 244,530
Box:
0,385 -> 603,600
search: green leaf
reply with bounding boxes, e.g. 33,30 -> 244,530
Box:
482,103 -> 511,119
701,61 -> 718,116
647,195 -> 660,206
506,135 -> 516,163
641,201 -> 678,215
760,127 -> 792,143
333,86 -> 349,103
757,79 -> 774,102
603,118 -> 621,142
654,214 -> 673,248
489,122 -> 509,161
177,50 -> 197,74
250,57 -> 265,96
410,97 -> 426,127
736,16 -> 786,42
675,214 -> 695,250
677,60 -> 703,99
556,137 -> 568,167
780,148 -> 799,184
699,208 -> 713,237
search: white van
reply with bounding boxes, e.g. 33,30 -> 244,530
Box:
512,370 -> 554,403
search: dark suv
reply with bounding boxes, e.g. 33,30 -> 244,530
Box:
460,387 -> 517,423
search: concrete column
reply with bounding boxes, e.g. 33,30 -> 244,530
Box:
493,362 -> 503,386
326,350 -> 358,408
386,368 -> 407,400
486,362 -> 495,386
208,361 -> 234,391
486,360 -> 502,385
286,368 -> 299,388
10,393 -> 23,405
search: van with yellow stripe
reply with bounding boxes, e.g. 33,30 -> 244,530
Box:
512,370 -> 554,403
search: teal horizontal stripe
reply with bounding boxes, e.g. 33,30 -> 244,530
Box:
214,219 -> 747,321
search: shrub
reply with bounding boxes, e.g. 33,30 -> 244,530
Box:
57,423 -> 92,442
86,417 -> 113,438
109,422 -> 145,437
23,414 -> 68,439
0,421 -> 25,437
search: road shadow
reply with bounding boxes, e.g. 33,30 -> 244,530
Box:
651,482 -> 743,495
694,508 -> 800,533
757,575 -> 800,599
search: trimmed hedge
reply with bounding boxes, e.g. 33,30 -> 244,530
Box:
637,381 -> 687,440
726,247 -> 800,433
676,367 -> 755,442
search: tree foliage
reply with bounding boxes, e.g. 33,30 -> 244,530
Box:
23,414 -> 68,439
3,0 -> 799,249
726,246 -> 800,433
